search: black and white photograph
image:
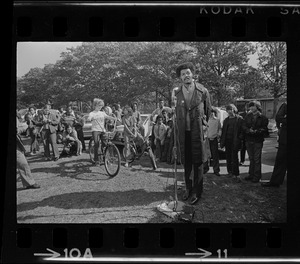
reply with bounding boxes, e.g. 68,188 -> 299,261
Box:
16,41 -> 287,223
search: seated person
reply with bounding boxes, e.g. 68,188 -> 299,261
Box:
60,125 -> 82,157
61,107 -> 76,128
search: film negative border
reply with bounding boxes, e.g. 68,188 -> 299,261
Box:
13,3 -> 300,40
5,1 -> 300,263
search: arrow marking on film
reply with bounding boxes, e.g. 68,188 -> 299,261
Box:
185,248 -> 212,258
34,248 -> 60,258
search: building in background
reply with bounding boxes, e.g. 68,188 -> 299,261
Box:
236,97 -> 287,119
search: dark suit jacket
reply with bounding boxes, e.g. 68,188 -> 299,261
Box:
242,112 -> 269,143
44,111 -> 60,134
276,103 -> 287,145
220,115 -> 244,150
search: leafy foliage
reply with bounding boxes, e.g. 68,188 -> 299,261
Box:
17,42 -> 285,112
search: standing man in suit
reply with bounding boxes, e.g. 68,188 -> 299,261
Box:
42,103 -> 60,161
172,62 -> 212,205
262,102 -> 287,187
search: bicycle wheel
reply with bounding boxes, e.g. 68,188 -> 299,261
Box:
89,138 -> 102,163
148,148 -> 157,170
104,143 -> 121,177
122,144 -> 136,164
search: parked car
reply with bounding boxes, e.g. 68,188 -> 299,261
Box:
267,119 -> 278,134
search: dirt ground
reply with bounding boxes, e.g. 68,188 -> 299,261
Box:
17,134 -> 286,223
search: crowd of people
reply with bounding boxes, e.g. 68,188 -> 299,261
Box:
16,62 -> 287,206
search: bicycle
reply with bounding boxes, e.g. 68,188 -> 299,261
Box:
123,133 -> 157,170
88,122 -> 121,177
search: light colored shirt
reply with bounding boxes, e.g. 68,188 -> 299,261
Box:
132,110 -> 141,125
207,116 -> 222,140
153,123 -> 167,144
87,110 -> 109,132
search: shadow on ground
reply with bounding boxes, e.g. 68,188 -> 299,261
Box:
17,189 -> 172,212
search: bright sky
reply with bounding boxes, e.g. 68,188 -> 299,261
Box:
17,42 -> 82,77
17,42 -> 258,77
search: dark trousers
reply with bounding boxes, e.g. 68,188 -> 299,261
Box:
43,129 -> 59,158
161,137 -> 171,162
270,143 -> 287,185
155,139 -> 164,160
29,127 -> 40,152
209,138 -> 220,173
225,138 -> 240,176
246,141 -> 263,180
184,131 -> 203,198
240,139 -> 246,163
151,126 -> 156,153
75,126 -> 86,151
92,131 -> 105,161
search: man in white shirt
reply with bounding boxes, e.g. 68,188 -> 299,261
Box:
204,108 -> 222,176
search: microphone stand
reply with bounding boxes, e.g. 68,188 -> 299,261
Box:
157,100 -> 186,217
156,89 -> 195,221
172,105 -> 179,210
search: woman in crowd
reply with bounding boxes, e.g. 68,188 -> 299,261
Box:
74,112 -> 86,152
131,102 -> 145,137
24,106 -> 40,155
122,105 -> 137,167
153,115 -> 167,162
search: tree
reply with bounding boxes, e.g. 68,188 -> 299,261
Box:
233,66 -> 272,99
257,42 -> 287,117
188,42 -> 256,106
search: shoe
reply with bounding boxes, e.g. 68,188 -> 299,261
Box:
53,157 -> 59,161
124,162 -> 129,168
214,172 -> 220,176
45,157 -> 51,161
95,161 -> 100,166
226,173 -> 233,178
182,190 -> 191,201
189,195 -> 200,205
235,176 -> 242,183
26,184 -> 40,189
251,178 -> 260,183
239,162 -> 244,166
244,175 -> 253,181
261,182 -> 280,187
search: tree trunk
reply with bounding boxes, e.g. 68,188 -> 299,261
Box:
273,96 -> 279,119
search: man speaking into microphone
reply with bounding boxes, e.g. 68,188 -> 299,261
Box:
172,62 -> 212,205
